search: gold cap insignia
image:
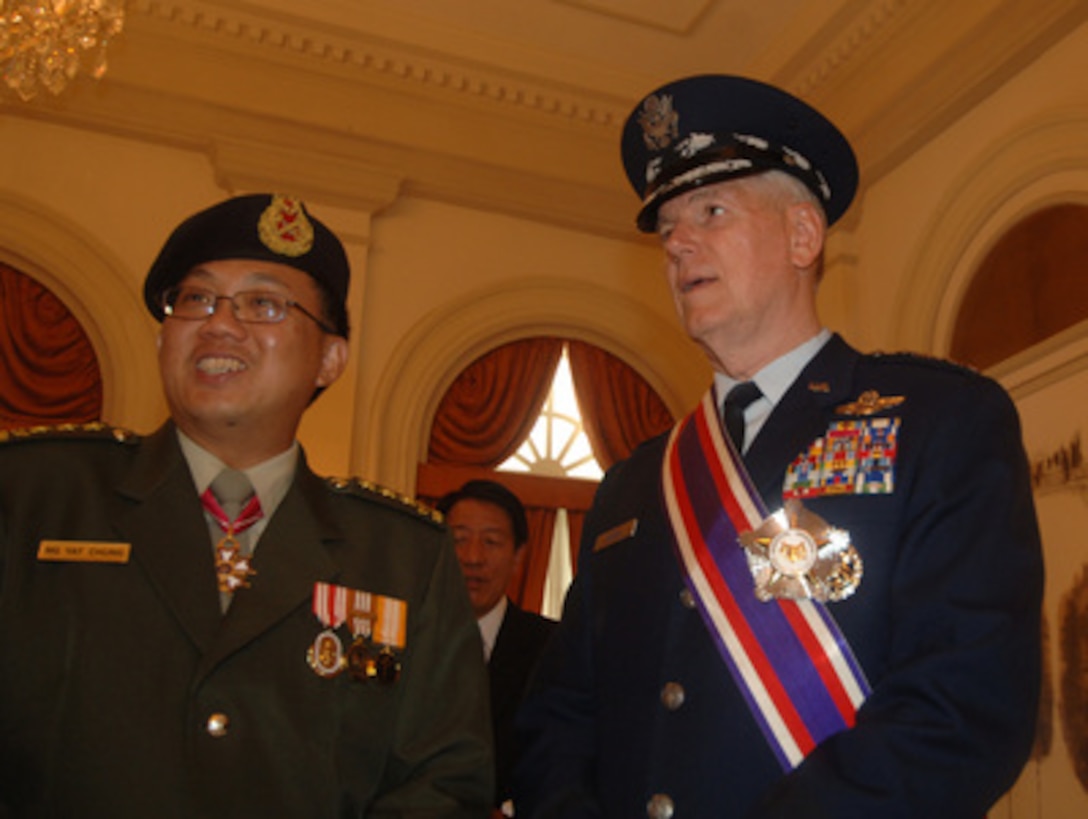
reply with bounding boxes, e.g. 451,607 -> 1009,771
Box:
835,390 -> 905,416
258,194 -> 315,258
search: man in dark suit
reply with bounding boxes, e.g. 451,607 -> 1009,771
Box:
515,75 -> 1044,818
438,480 -> 556,817
0,194 -> 492,816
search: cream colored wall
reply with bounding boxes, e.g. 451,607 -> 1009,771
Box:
992,321 -> 1088,819
851,19 -> 1088,357
0,114 -> 710,488
843,19 -> 1088,818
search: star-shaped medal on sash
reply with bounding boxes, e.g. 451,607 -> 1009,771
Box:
740,499 -> 863,603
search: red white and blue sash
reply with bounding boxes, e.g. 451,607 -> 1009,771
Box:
662,390 -> 870,770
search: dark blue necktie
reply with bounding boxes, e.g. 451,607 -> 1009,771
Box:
723,381 -> 762,453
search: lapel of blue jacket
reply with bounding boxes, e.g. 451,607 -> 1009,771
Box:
743,334 -> 861,506
197,452 -> 341,677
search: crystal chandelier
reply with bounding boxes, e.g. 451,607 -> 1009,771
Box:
0,1 -> 125,102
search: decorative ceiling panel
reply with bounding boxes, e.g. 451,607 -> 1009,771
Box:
553,0 -> 715,33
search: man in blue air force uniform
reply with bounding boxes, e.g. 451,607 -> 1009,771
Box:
515,75 -> 1043,818
0,194 -> 492,817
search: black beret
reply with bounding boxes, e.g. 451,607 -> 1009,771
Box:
621,74 -> 858,232
143,194 -> 350,337
436,479 -> 529,547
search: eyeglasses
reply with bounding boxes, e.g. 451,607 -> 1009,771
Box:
161,285 -> 336,334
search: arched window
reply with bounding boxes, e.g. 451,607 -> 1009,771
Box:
498,344 -> 603,481
495,344 -> 601,615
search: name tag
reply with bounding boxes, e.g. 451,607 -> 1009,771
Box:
37,540 -> 131,564
593,518 -> 638,552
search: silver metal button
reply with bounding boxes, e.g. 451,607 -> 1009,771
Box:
206,712 -> 230,738
646,793 -> 675,819
660,681 -> 685,711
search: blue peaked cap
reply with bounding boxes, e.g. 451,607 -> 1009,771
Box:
621,75 -> 858,232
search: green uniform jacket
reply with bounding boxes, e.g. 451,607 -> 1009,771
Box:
0,422 -> 493,818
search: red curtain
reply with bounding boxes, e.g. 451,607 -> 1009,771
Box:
507,506 -> 557,612
568,339 -> 674,472
567,510 -> 586,576
0,264 -> 102,429
506,508 -> 586,611
428,337 -> 563,466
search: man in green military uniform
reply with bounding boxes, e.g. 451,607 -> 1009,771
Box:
0,194 -> 493,817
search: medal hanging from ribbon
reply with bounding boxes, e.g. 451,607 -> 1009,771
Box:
309,581 -> 350,677
308,582 -> 407,683
201,488 -> 261,593
661,390 -> 870,771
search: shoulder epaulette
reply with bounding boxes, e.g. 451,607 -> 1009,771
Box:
0,422 -> 139,446
867,350 -> 979,376
324,476 -> 443,526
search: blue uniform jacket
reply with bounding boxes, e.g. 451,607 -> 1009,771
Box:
516,334 -> 1043,818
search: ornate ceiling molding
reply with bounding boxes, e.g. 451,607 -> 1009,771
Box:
775,0 -> 1088,181
788,0 -> 913,99
129,0 -> 628,130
